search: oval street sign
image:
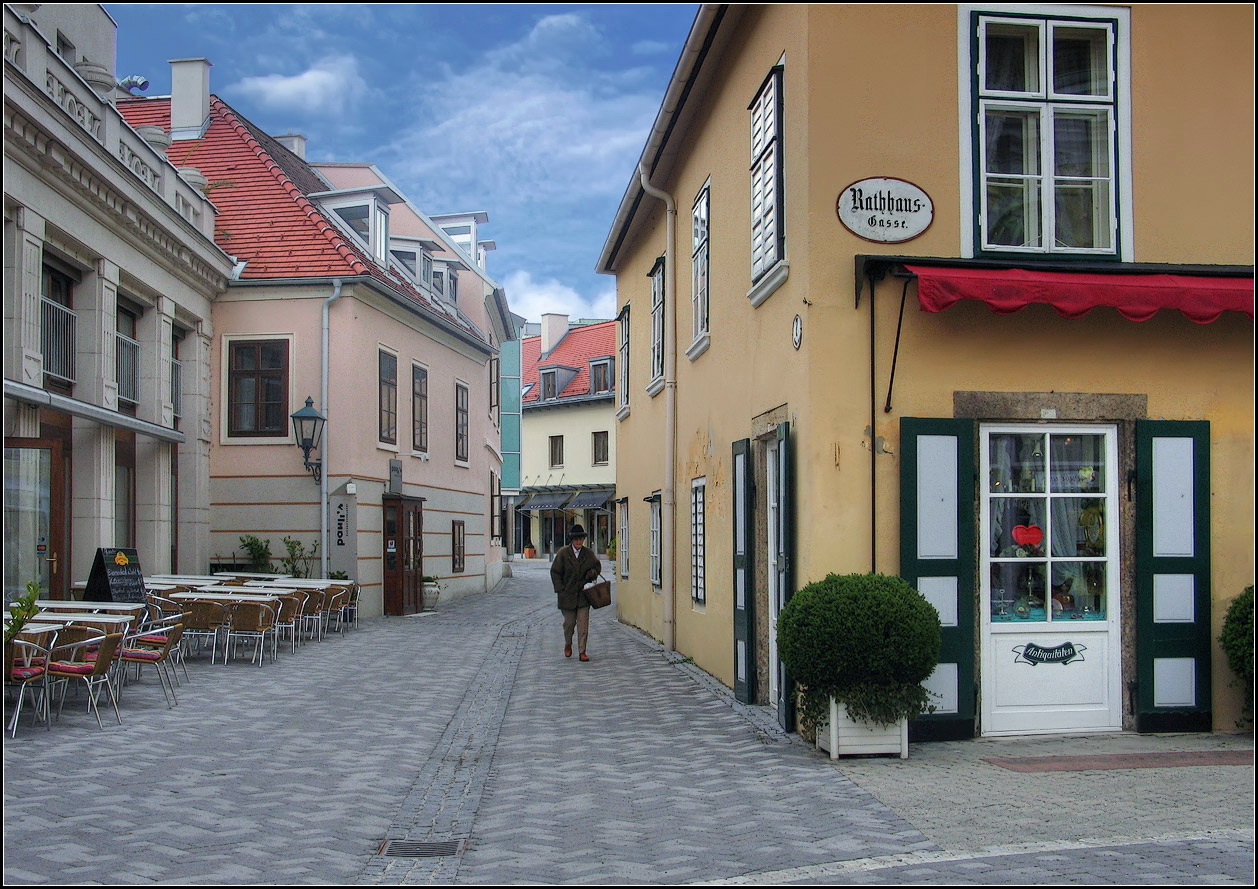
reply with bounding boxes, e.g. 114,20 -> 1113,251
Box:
837,177 -> 934,244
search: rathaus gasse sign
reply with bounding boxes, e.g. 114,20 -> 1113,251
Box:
837,177 -> 934,243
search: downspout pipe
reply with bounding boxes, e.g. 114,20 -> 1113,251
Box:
638,162 -> 677,652
320,278 -> 343,577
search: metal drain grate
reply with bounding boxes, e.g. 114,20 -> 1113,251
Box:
378,839 -> 464,858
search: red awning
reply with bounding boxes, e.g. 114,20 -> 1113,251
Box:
907,265 -> 1255,324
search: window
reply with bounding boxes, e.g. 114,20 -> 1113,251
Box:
452,520 -> 466,572
618,500 -> 629,578
422,253 -> 433,286
455,382 -> 469,462
333,200 -> 390,263
649,496 -> 662,587
412,364 -> 428,452
592,431 -> 609,466
115,305 -> 140,407
40,263 -> 76,387
750,66 -> 784,281
490,472 -> 503,542
974,12 -> 1120,255
379,350 -> 397,445
591,359 -> 612,394
228,339 -> 288,436
649,257 -> 665,388
489,354 -> 500,422
617,307 -> 631,416
114,433 -> 135,548
691,478 -> 706,603
391,248 -> 418,277
541,369 -> 557,401
691,183 -> 710,350
433,269 -> 445,299
549,435 -> 564,469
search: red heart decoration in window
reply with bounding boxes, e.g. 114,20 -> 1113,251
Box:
1012,524 -> 1044,546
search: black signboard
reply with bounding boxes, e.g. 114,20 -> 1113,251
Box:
83,547 -> 145,603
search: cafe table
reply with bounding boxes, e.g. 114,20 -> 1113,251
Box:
35,600 -> 148,616
213,572 -> 292,580
32,611 -> 137,629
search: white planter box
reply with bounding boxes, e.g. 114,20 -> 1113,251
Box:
815,699 -> 908,760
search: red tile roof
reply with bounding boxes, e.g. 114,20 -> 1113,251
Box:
117,96 -> 482,340
521,320 -> 617,402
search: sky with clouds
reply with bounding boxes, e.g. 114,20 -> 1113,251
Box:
105,3 -> 699,324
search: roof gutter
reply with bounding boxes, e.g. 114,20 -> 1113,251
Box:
596,4 -> 728,275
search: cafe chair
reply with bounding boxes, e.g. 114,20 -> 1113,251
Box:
273,595 -> 302,655
120,622 -> 185,708
299,589 -> 326,642
48,632 -> 124,730
224,601 -> 276,666
183,600 -> 230,664
323,586 -> 350,635
342,583 -> 360,630
5,632 -> 56,737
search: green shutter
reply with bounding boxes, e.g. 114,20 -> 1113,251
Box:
900,417 -> 977,741
775,421 -> 796,731
1135,421 -> 1212,732
732,439 -> 756,703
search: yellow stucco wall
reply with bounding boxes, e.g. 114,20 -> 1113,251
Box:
610,3 -> 1254,728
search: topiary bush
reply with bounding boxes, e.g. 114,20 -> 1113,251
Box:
777,572 -> 942,729
1218,585 -> 1254,728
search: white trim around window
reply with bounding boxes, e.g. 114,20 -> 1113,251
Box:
689,181 -> 711,360
649,494 -> 662,588
959,4 -> 1132,261
648,256 -> 665,395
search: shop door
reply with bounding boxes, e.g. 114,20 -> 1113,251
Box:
980,425 -> 1122,735
3,439 -> 67,600
382,496 -> 424,615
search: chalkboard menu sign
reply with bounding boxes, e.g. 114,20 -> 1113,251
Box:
83,547 -> 145,603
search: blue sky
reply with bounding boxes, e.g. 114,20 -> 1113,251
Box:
105,4 -> 699,323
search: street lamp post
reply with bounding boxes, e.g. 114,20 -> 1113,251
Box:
290,396 -> 326,484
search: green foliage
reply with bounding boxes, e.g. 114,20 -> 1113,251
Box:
1219,585 -> 1254,727
4,581 -> 44,645
279,536 -> 319,579
606,537 -> 617,560
238,534 -> 273,573
777,572 -> 942,728
326,570 -> 350,581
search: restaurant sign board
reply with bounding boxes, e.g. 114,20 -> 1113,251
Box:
837,177 -> 933,243
83,547 -> 145,602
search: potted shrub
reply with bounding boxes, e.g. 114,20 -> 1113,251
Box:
422,576 -> 443,611
4,581 -> 44,645
1218,585 -> 1254,730
238,534 -> 273,573
777,572 -> 941,759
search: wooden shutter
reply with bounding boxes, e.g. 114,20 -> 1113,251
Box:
900,418 -> 977,741
1135,421 -> 1212,732
732,439 -> 756,703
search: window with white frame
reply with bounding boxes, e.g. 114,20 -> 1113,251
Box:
691,477 -> 706,603
618,499 -> 630,578
691,183 -> 710,351
549,434 -> 564,469
592,431 -> 609,466
541,369 -> 557,401
649,495 -> 662,587
749,66 -> 784,282
455,381 -> 469,462
591,359 -> 612,394
649,257 -> 665,387
332,199 -> 390,264
974,11 -> 1121,255
617,307 -> 630,415
379,350 -> 397,445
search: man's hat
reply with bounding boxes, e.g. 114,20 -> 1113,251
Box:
568,524 -> 587,541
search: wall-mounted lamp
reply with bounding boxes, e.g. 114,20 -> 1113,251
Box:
290,396 -> 326,484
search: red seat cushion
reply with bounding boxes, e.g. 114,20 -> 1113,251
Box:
10,665 -> 45,681
48,661 -> 95,675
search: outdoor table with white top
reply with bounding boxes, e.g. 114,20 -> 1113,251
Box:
213,572 -> 292,580
35,600 -> 148,616
32,612 -> 137,629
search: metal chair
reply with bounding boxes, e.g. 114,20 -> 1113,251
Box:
5,630 -> 56,737
224,602 -> 276,666
120,621 -> 185,708
48,631 -> 124,729
182,600 -> 229,664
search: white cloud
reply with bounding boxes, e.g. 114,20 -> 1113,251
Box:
228,55 -> 369,115
504,270 -> 617,324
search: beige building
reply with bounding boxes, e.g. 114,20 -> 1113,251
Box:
3,3 -> 234,599
518,315 -> 617,557
598,4 -> 1253,738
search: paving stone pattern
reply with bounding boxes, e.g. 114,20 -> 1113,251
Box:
4,561 -> 1254,885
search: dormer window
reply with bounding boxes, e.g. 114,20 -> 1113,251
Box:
313,186 -> 401,265
541,370 -> 557,401
591,359 -> 613,394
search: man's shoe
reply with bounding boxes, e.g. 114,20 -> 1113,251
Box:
564,643 -> 572,658
579,652 -> 590,662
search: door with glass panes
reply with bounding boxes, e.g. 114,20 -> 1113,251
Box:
981,425 -> 1121,735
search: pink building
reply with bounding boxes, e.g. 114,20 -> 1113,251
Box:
118,59 -> 513,616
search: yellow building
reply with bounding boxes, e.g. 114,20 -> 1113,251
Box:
597,4 -> 1254,739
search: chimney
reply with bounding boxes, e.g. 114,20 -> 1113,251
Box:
273,132 -> 308,159
169,57 -> 212,141
540,313 -> 569,356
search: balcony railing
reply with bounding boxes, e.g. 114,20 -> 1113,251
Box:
40,297 -> 76,385
116,331 -> 139,405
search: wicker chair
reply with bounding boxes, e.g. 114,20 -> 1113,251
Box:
48,631 -> 124,729
322,587 -> 350,635
131,611 -> 190,683
120,622 -> 185,708
273,595 -> 302,656
341,583 -> 360,630
224,602 -> 276,666
5,631 -> 56,737
183,600 -> 230,664
300,589 -> 325,642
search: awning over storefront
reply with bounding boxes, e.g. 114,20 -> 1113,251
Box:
567,489 -> 614,510
522,492 -> 573,511
906,264 -> 1254,324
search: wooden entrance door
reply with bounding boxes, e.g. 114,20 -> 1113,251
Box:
382,495 -> 424,615
3,438 -> 68,600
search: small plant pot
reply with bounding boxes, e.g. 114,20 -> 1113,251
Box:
422,584 -> 441,611
815,699 -> 908,760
